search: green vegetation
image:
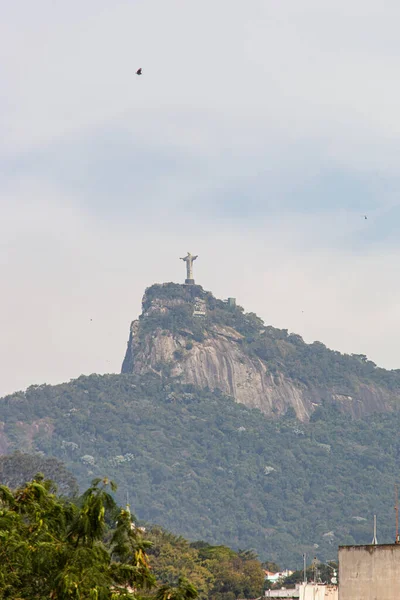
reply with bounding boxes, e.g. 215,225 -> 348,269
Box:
156,577 -> 198,600
142,284 -> 206,312
0,452 -> 78,496
146,529 -> 265,600
4,283 -> 400,569
192,544 -> 265,600
0,473 -> 266,600
146,528 -> 214,599
0,475 -> 156,599
1,373 -> 400,566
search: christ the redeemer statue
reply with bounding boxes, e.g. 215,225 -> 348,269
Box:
180,252 -> 198,284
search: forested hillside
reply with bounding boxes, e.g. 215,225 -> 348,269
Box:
1,373 -> 399,566
0,452 -> 78,496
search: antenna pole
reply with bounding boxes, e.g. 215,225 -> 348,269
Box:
303,553 -> 306,584
396,485 -> 399,543
372,514 -> 378,545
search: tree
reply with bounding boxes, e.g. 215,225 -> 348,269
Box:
156,576 -> 198,600
0,452 -> 78,496
0,474 -> 156,599
196,545 -> 265,600
147,528 -> 214,600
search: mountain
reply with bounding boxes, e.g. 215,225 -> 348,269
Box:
1,372 -> 400,566
122,282 -> 400,420
1,282 -> 400,566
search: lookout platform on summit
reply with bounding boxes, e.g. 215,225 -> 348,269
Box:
193,298 -> 206,317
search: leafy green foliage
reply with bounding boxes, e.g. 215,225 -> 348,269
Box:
155,576 -> 198,600
0,475 -> 156,599
146,527 -> 214,599
0,468 -> 261,599
194,543 -> 265,600
146,529 -> 265,600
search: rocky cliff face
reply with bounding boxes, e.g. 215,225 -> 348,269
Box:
122,283 -> 399,421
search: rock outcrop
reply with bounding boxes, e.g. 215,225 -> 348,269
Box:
122,283 -> 399,421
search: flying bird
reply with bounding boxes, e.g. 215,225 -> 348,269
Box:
363,215 -> 368,220
136,68 -> 142,75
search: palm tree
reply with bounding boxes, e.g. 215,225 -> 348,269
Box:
156,576 -> 198,600
0,474 -> 156,599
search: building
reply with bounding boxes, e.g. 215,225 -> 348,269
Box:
298,583 -> 338,600
265,570 -> 293,584
193,298 -> 206,317
265,584 -> 337,599
265,587 -> 299,598
339,543 -> 400,600
222,297 -> 236,308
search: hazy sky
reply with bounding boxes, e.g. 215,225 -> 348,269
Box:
2,1 -> 400,396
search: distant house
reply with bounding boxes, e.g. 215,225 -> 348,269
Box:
265,570 -> 293,584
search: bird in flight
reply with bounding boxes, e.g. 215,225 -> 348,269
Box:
363,215 -> 368,220
136,68 -> 142,75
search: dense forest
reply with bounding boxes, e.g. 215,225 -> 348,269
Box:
1,373 -> 400,566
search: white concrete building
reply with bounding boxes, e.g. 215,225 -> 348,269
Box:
265,584 -> 337,600
298,583 -> 338,600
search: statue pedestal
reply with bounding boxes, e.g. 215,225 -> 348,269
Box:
185,279 -> 195,285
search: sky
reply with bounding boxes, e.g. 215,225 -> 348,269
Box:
2,0 -> 400,396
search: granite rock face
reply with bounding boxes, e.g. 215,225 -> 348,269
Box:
122,283 -> 396,421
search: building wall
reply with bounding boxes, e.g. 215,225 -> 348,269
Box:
339,544 -> 400,600
264,584 -> 338,599
299,583 -> 338,600
324,588 -> 339,600
265,590 -> 299,598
